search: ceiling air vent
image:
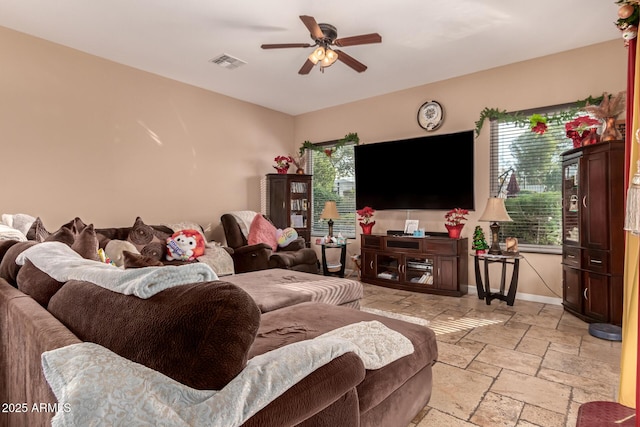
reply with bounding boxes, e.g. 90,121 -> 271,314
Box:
209,54 -> 246,70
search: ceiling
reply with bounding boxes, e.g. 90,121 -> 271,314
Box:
0,0 -> 622,116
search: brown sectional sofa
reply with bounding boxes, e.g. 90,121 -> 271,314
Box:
0,220 -> 438,427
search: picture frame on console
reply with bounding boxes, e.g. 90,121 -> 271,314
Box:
404,220 -> 419,234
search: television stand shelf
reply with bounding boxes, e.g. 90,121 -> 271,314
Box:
360,234 -> 468,296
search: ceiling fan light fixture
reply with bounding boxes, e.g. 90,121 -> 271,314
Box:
262,15 -> 380,74
308,46 -> 325,64
321,48 -> 338,67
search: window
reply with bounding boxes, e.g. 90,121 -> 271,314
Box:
310,142 -> 356,238
489,105 -> 575,252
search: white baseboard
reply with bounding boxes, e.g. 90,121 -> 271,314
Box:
467,285 -> 562,306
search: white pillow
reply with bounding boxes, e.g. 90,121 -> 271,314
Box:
1,213 -> 36,236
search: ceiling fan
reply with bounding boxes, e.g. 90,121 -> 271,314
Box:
261,15 -> 382,75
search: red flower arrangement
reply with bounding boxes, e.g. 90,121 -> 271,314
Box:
565,116 -> 600,147
529,114 -> 548,135
273,155 -> 293,170
444,208 -> 469,226
356,206 -> 375,224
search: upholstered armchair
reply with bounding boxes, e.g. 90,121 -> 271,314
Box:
220,213 -> 319,274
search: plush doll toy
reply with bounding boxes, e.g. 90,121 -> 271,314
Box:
166,229 -> 206,261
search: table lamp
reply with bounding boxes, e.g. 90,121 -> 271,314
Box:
320,201 -> 340,238
478,197 -> 512,255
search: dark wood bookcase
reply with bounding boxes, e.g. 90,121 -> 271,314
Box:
266,174 -> 312,243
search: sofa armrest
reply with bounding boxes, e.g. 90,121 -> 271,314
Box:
242,352 -> 365,426
1,279 -> 83,427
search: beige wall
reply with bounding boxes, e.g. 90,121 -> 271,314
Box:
1,26 -> 294,242
1,24 -> 627,299
295,39 -> 627,300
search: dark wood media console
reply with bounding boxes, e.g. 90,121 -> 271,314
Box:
360,234 -> 468,296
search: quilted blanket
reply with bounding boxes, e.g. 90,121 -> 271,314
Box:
42,320 -> 414,427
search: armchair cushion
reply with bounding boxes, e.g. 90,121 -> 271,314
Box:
269,250 -> 318,271
278,237 -> 306,252
248,215 -> 278,251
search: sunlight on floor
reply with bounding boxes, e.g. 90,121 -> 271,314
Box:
361,307 -> 503,335
428,317 -> 503,335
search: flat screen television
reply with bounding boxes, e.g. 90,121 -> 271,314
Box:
354,130 -> 475,211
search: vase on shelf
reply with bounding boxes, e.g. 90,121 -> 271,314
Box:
601,116 -> 622,142
295,167 -> 305,174
475,249 -> 486,256
569,133 -> 582,149
581,128 -> 600,146
274,166 -> 290,174
445,224 -> 464,239
360,221 -> 375,235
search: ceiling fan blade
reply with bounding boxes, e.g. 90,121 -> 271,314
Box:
298,59 -> 315,75
299,15 -> 324,40
261,43 -> 312,49
334,33 -> 382,47
334,50 -> 367,73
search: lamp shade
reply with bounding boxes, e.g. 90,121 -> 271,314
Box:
308,46 -> 325,64
479,198 -> 512,222
320,201 -> 340,220
321,49 -> 339,67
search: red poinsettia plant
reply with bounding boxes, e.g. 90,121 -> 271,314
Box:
565,116 -> 600,145
357,206 -> 376,224
529,114 -> 548,135
444,208 -> 469,226
273,155 -> 293,169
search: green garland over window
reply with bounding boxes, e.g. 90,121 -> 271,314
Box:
474,95 -> 604,137
299,132 -> 359,156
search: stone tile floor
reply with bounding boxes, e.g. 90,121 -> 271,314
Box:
359,283 -> 622,427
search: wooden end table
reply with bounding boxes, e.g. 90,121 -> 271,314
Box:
472,253 -> 522,306
321,243 -> 348,278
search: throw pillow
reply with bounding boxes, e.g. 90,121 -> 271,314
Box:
44,227 -> 75,246
1,213 -> 36,236
277,227 -> 298,248
123,251 -> 164,269
126,217 -> 171,261
70,224 -> 100,261
248,215 -> 278,251
26,217 -> 51,242
105,240 -> 139,267
61,217 -> 88,235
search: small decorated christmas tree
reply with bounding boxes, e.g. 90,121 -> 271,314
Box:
472,226 -> 489,254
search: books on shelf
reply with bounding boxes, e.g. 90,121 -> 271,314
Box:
409,273 -> 433,284
290,182 -> 307,193
290,214 -> 305,228
290,199 -> 308,211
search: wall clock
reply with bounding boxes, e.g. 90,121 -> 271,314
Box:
417,101 -> 444,131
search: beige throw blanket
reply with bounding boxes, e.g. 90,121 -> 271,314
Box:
42,321 -> 414,427
16,242 -> 217,299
